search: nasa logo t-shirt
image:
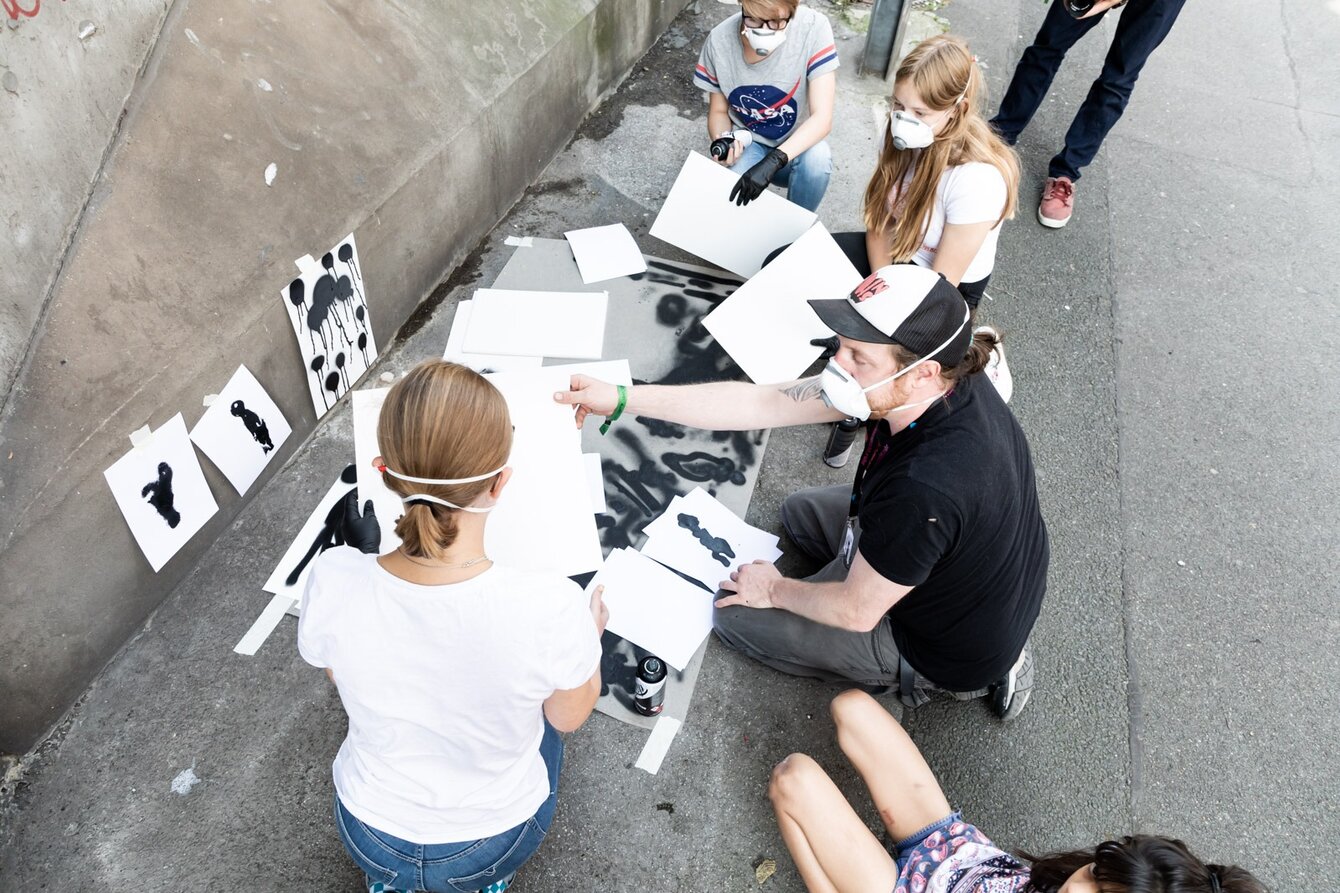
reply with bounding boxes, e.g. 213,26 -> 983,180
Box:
694,6 -> 839,147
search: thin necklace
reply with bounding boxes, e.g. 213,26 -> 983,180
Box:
398,549 -> 491,570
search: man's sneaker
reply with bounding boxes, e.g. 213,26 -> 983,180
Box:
988,645 -> 1034,721
974,325 -> 1013,404
822,417 -> 862,468
1038,176 -> 1074,228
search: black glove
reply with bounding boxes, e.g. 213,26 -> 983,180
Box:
341,490 -> 381,554
729,148 -> 788,206
809,335 -> 839,359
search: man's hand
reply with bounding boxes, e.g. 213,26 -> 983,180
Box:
715,560 -> 782,609
589,584 -> 609,637
554,374 -> 620,429
341,492 -> 381,554
730,148 -> 788,206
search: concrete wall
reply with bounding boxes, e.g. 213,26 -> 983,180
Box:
0,0 -> 689,755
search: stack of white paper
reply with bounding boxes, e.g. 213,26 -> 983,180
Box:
701,223 -> 863,384
565,224 -> 648,284
586,548 -> 716,671
640,487 -> 783,590
463,288 -> 608,359
443,302 -> 543,373
649,151 -> 817,277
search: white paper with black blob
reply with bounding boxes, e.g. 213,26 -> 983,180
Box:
189,364 -> 292,495
104,414 -> 219,572
281,233 -> 378,418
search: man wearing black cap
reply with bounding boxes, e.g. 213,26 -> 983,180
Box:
554,265 -> 1048,720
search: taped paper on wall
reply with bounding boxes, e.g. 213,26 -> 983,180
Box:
190,365 -> 292,495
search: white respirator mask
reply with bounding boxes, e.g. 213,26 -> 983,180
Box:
818,308 -> 970,421
887,91 -> 964,151
377,461 -> 506,513
743,25 -> 787,56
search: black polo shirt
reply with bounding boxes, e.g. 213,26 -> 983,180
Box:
854,373 -> 1049,691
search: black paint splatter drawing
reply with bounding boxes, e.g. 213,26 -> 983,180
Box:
141,462 -> 181,528
282,234 -> 378,417
284,464 -> 358,587
230,400 -> 274,453
677,513 -> 735,567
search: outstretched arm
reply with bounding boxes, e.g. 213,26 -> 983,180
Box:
554,374 -> 846,432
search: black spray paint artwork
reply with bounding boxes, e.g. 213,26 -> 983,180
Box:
677,513 -> 735,567
282,234 -> 378,418
230,400 -> 274,453
141,462 -> 180,528
284,465 -> 359,587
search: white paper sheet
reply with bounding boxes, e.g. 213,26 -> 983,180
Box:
280,233 -> 378,418
701,223 -> 863,383
584,453 -> 606,514
483,367 -> 604,576
463,289 -> 608,359
649,151 -> 818,277
443,301 -> 544,374
641,487 -> 783,590
634,716 -> 683,776
262,465 -> 360,606
585,548 -> 715,671
564,223 -> 648,284
542,358 -> 633,387
233,593 -> 296,656
352,387 -> 401,554
103,414 -> 219,572
189,365 -> 293,495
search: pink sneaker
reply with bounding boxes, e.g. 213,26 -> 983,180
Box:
1038,176 -> 1074,228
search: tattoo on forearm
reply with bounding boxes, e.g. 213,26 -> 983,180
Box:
780,377 -> 824,403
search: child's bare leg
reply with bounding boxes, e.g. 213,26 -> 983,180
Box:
830,689 -> 954,841
768,753 -> 900,893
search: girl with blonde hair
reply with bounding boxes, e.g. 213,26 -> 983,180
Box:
298,360 -> 605,893
833,34 -> 1020,310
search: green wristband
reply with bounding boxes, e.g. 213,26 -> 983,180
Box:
599,385 -> 628,436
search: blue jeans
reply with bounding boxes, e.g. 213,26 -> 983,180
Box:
990,0 -> 1186,181
729,138 -> 832,212
334,722 -> 563,893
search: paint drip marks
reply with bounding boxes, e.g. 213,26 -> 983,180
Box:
170,767 -> 200,796
141,462 -> 180,528
677,513 -> 735,567
230,400 -> 275,453
285,237 -> 375,413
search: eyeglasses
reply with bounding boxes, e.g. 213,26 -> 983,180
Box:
742,12 -> 792,30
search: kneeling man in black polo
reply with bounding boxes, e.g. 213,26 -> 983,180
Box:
554,265 -> 1049,720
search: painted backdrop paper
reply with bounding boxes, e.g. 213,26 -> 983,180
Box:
104,414 -> 219,572
262,464 -> 360,610
649,151 -> 817,277
281,233 -> 378,418
189,365 -> 292,495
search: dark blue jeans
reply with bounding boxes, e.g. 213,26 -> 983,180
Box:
990,0 -> 1187,181
334,722 -> 563,893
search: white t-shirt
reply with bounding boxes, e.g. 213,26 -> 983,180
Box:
891,159 -> 1008,284
297,548 -> 601,844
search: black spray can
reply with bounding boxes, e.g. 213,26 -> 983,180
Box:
634,656 -> 668,716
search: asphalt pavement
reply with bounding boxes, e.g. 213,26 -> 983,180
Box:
1,1 -> 1335,890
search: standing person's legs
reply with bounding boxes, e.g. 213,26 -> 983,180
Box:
713,486 -> 902,687
779,139 -> 833,212
1049,0 -> 1188,180
990,0 -> 1104,143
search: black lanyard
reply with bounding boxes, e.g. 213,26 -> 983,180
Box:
848,420 -> 885,520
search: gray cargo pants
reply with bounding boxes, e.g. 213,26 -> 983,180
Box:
713,485 -> 989,705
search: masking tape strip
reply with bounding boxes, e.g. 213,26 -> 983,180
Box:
504,235 -> 534,248
202,394 -> 219,407
633,715 -> 682,775
233,593 -> 297,656
129,425 -> 153,449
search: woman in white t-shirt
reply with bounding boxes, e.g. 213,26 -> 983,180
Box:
833,34 -> 1019,310
298,360 -> 605,893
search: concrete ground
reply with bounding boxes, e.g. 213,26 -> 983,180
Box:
2,0 -> 1336,890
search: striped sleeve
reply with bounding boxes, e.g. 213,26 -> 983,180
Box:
694,40 -> 721,93
805,15 -> 840,79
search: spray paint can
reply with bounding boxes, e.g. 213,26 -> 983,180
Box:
634,655 -> 668,716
